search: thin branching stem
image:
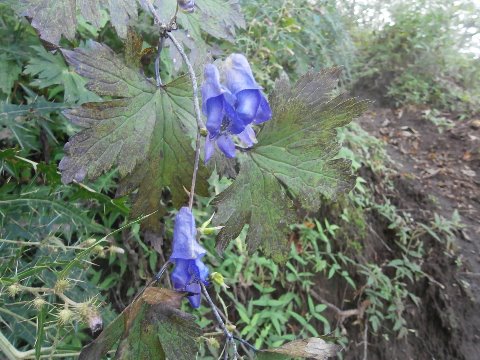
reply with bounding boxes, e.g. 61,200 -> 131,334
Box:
166,32 -> 205,130
131,260 -> 172,303
201,283 -> 238,359
165,32 -> 206,209
143,0 -> 162,24
188,132 -> 202,209
233,336 -> 258,353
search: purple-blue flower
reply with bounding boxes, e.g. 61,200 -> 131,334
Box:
177,0 -> 195,13
169,207 -> 209,308
224,54 -> 272,125
201,55 -> 270,163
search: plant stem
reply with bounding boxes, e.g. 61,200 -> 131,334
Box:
201,283 -> 238,359
143,0 -> 162,24
166,32 -> 206,209
154,35 -> 165,87
233,336 -> 258,353
165,33 -> 205,130
130,261 -> 171,304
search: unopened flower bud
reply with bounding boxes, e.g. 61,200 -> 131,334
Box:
199,226 -> 224,235
210,272 -> 229,290
92,245 -> 106,258
206,337 -> 220,349
108,245 -> 125,255
83,238 -> 97,247
226,324 -> 236,332
198,213 -> 223,235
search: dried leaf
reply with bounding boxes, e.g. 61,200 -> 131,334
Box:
79,288 -> 201,360
257,338 -> 340,360
15,0 -> 137,45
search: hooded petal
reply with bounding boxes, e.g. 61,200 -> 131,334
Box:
201,64 -> 225,112
170,207 -> 206,260
224,54 -> 272,125
235,89 -> 262,123
224,54 -> 261,94
217,134 -> 236,158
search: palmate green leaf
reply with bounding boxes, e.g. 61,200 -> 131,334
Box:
154,0 -> 245,42
79,288 -> 201,360
24,46 -> 100,104
0,53 -> 22,96
59,41 -> 209,230
213,69 -> 369,262
14,0 -> 136,45
0,97 -> 67,150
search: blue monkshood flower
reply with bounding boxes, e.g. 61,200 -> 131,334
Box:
177,0 -> 195,13
201,55 -> 271,163
224,54 -> 272,126
169,207 -> 209,308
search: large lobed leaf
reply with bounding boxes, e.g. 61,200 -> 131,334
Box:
79,288 -> 201,360
153,0 -> 245,42
14,0 -> 244,46
59,41 -> 209,230
15,0 -> 137,45
213,69 -> 369,262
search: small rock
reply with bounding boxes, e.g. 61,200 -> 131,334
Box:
471,119 -> 480,129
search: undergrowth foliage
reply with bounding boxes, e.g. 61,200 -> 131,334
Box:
1,1 -> 365,359
1,0 -> 469,359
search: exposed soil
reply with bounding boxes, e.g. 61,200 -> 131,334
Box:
343,107 -> 480,360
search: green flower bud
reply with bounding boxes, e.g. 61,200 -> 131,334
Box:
7,284 -> 21,298
33,297 -> 47,310
54,278 -> 71,294
57,308 -> 74,325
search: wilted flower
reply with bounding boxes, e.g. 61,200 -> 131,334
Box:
201,55 -> 271,162
169,207 -> 209,308
178,0 -> 195,13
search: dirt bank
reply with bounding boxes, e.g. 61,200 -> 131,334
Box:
343,107 -> 480,360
